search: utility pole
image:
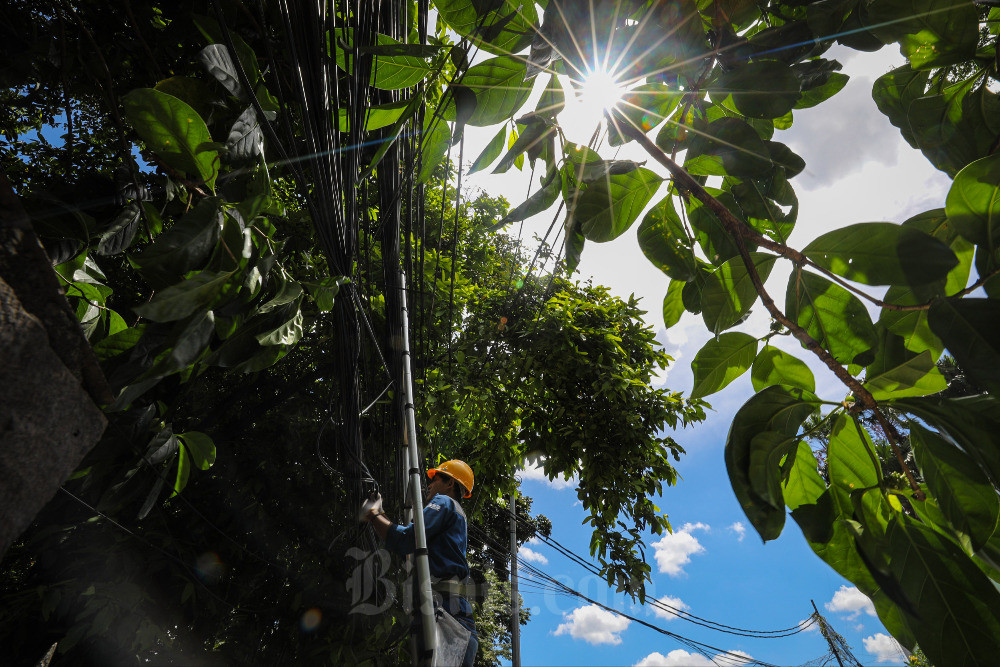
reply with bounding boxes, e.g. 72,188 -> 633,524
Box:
812,600 -> 846,667
510,493 -> 521,667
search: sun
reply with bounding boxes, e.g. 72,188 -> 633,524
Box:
579,68 -> 626,113
559,67 -> 627,142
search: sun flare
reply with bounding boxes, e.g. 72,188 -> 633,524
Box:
579,68 -> 626,113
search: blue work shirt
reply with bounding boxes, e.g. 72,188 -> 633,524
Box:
385,493 -> 474,621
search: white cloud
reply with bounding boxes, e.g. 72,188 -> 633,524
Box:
825,585 -> 877,620
517,460 -> 578,490
634,649 -> 752,666
864,633 -> 907,663
650,595 -> 689,622
519,547 -> 548,565
553,605 -> 630,645
652,522 -> 710,576
728,521 -> 746,542
799,617 -> 820,633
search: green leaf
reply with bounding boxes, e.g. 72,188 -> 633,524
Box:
868,0 -> 978,70
122,89 -> 218,190
785,268 -> 877,365
882,515 -> 1000,667
727,386 -> 820,540
575,168 -> 661,243
910,424 -> 999,551
433,0 -> 537,56
173,445 -> 190,496
894,395 -> 1000,490
946,153 -> 1000,250
494,122 -> 555,174
305,277 -> 345,312
147,311 -> 216,378
496,169 -> 561,227
863,349 -> 947,400
751,345 -> 816,393
686,190 -> 742,265
131,198 -> 224,288
685,118 -> 772,179
828,414 -> 880,494
928,298 -> 1000,395
879,208 -> 974,357
97,204 -> 142,256
92,326 -> 145,362
907,80 -> 1000,177
334,29 -> 432,90
417,111 -> 452,184
711,61 -> 801,119
803,222 -> 958,287
337,98 -> 413,132
133,270 -> 234,323
468,125 -> 506,174
795,72 -> 849,109
177,432 -> 216,471
663,280 -> 685,329
442,55 -> 531,127
536,74 -> 565,117
637,196 -> 697,281
256,308 -> 304,346
690,332 -> 758,399
873,64 -> 930,148
701,252 -> 777,334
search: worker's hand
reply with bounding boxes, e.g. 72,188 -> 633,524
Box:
359,493 -> 384,522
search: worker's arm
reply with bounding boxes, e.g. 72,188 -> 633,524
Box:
374,495 -> 451,554
367,512 -> 392,540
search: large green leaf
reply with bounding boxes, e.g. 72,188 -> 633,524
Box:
145,311 -> 215,378
910,424 -> 1000,551
684,118 -> 772,178
873,64 -> 930,148
883,515 -> 1000,666
663,279 -> 686,329
879,208 -> 974,357
701,252 -> 777,334
710,61 -> 801,119
894,395 -> 1000,490
122,89 -> 218,190
497,169 -> 561,227
803,222 -> 958,287
337,98 -> 413,132
928,298 -> 1000,395
417,111 -> 452,184
575,168 -> 661,243
863,349 -> 947,400
690,332 -> 758,399
334,29 -> 433,90
828,414 -> 880,494
868,0 -> 978,70
637,196 -> 698,281
131,198 -> 224,288
442,56 -> 531,126
686,189 -> 742,265
468,125 -> 506,174
133,270 -> 234,323
785,268 -> 877,365
433,0 -> 537,56
177,431 -> 216,471
946,153 -> 1000,250
727,386 -> 820,540
751,345 -> 816,393
907,80 -> 1000,177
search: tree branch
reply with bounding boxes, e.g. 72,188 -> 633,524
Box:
611,110 -> 877,411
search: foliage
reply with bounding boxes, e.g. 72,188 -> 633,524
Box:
400,0 -> 1000,664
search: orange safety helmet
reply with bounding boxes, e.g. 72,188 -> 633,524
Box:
427,460 -> 474,498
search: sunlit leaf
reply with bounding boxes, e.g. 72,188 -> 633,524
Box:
575,168 -> 661,243
785,268 -> 877,365
690,332 -> 757,398
751,345 -> 815,393
701,252 -> 777,334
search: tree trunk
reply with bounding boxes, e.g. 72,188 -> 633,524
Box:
0,167 -> 109,558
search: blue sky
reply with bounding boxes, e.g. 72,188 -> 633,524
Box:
456,43 -> 954,667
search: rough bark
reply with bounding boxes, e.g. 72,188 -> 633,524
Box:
0,168 -> 110,557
